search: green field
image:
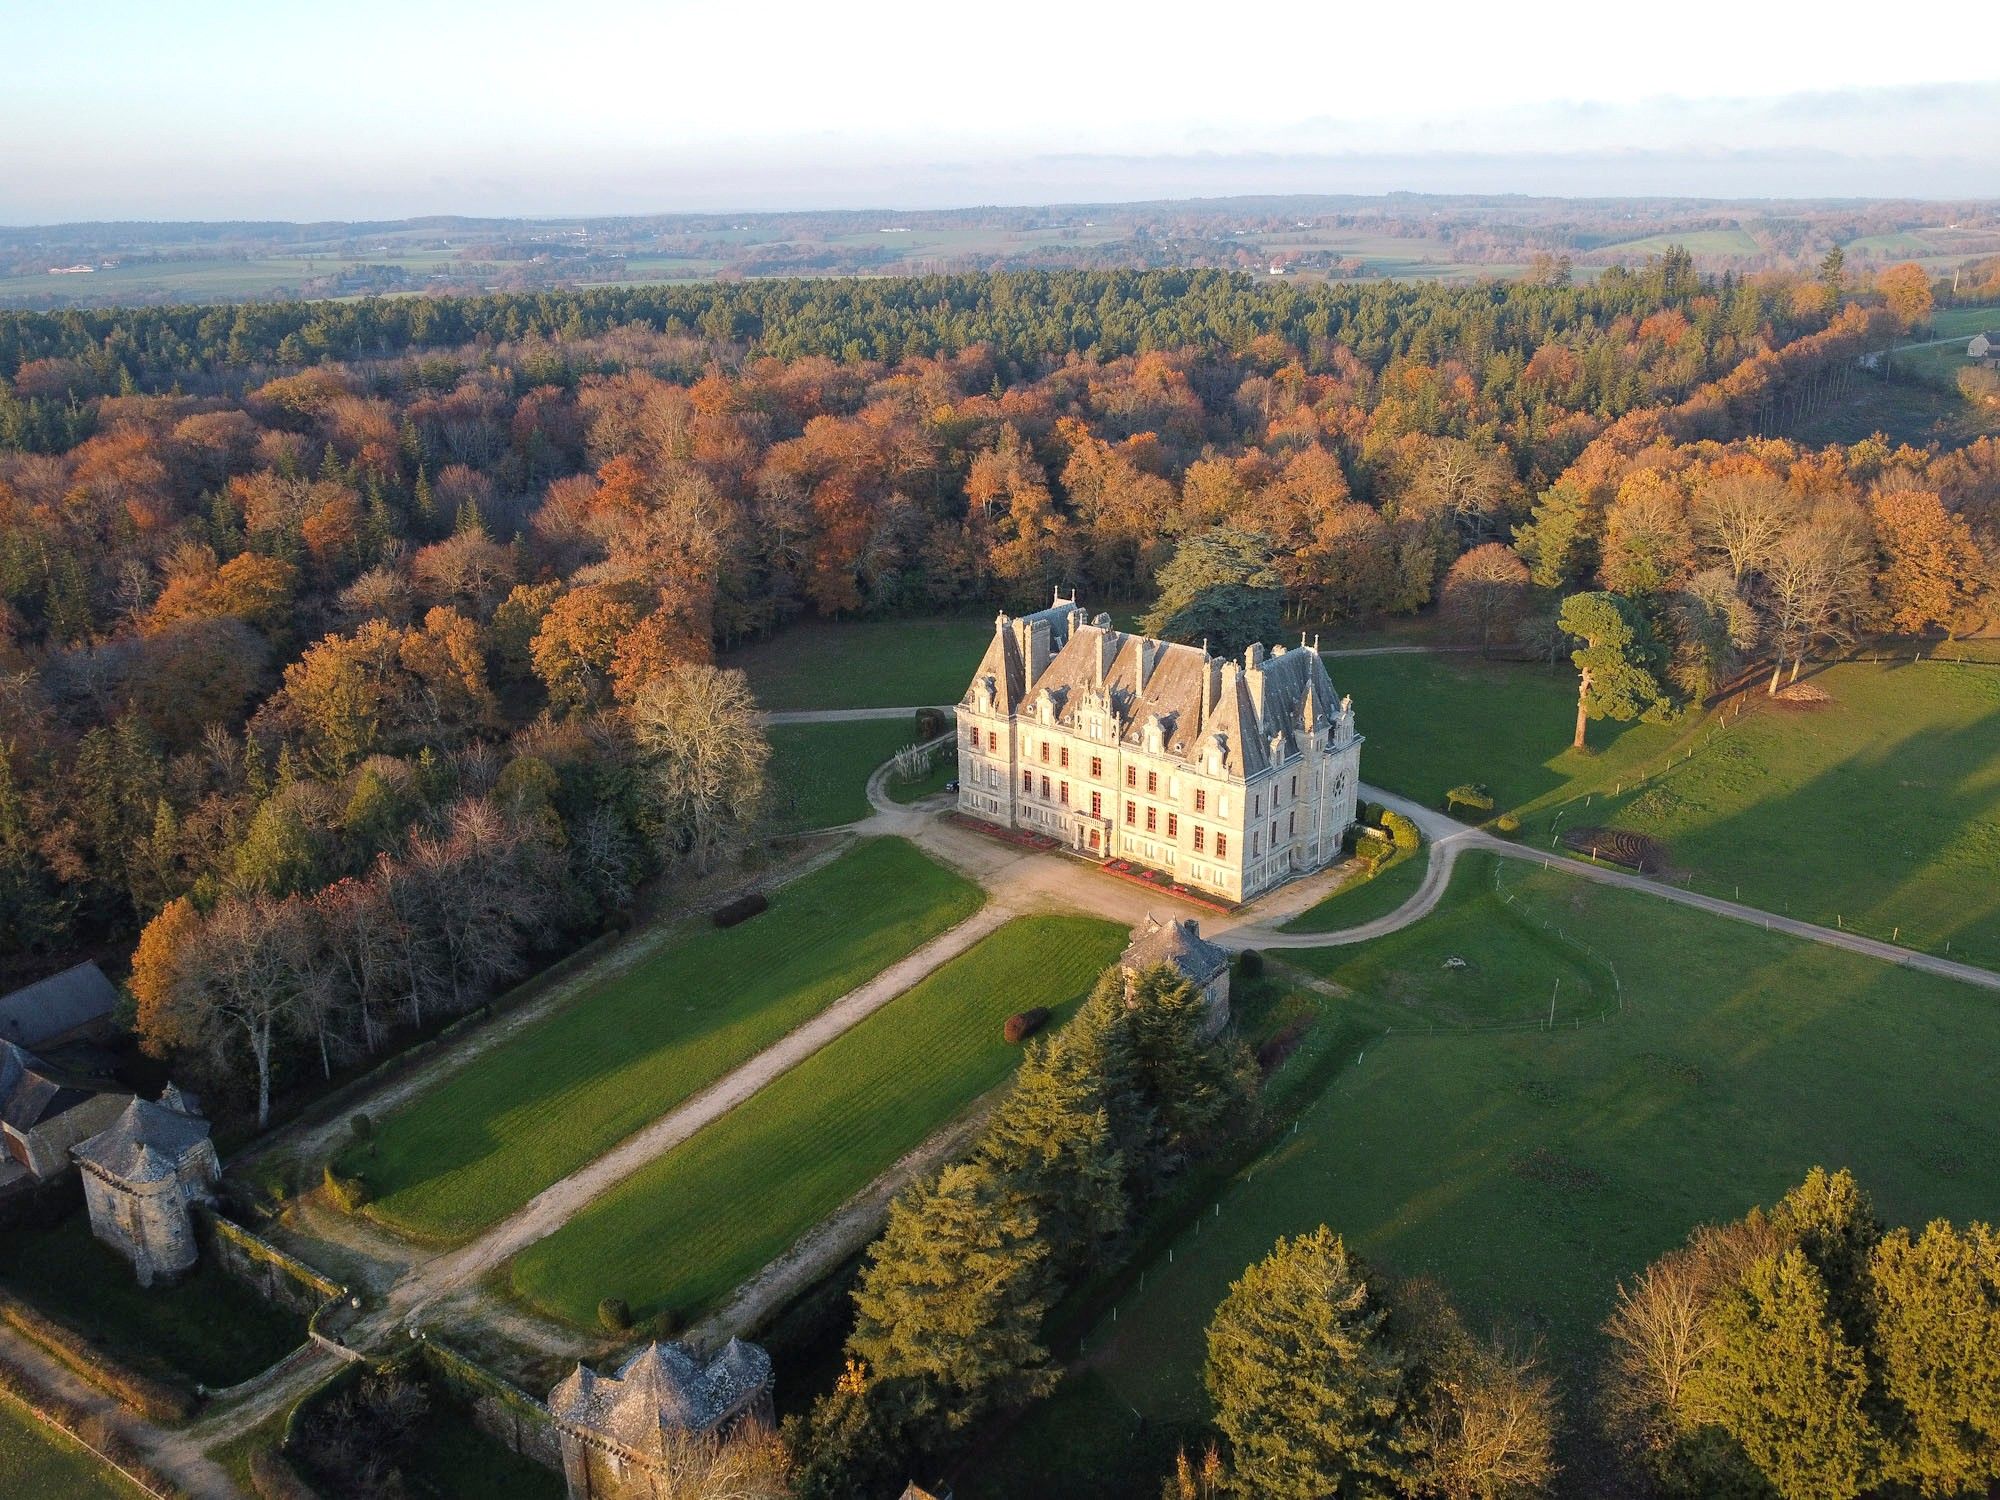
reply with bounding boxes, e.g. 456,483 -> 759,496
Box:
0,1391 -> 136,1499
766,719 -> 922,831
1323,652 -> 1679,813
1278,845 -> 1430,934
510,915 -> 1127,1326
1563,659 -> 2000,964
1047,853 -> 2000,1479
726,615 -> 994,710
335,838 -> 983,1239
0,1215 -> 302,1388
1593,227 -> 1763,258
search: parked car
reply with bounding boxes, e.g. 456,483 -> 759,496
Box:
943,779 -> 960,793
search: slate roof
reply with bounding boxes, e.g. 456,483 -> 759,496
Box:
1122,916 -> 1230,986
72,1090 -> 211,1185
550,1339 -> 772,1447
0,962 -> 117,1049
963,595 -> 1345,781
0,1040 -> 112,1134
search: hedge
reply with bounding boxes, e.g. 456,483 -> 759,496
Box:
0,1288 -> 197,1424
1381,811 -> 1420,852
320,1164 -> 371,1214
713,892 -> 768,928
1003,1008 -> 1050,1044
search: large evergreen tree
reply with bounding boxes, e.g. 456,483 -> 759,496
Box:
1141,527 -> 1284,659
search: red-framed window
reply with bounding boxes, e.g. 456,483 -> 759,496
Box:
1124,800 -> 1136,826
1167,814 -> 1178,838
1146,807 -> 1157,832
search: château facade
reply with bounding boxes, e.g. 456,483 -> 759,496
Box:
957,595 -> 1361,903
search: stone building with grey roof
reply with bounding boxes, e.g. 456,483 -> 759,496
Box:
0,1038 -> 128,1189
1121,915 -> 1232,1039
0,961 -> 118,1051
548,1338 -> 774,1500
958,594 -> 1362,903
72,1084 -> 219,1286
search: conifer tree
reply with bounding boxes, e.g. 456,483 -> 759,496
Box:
847,1162 -> 1056,1440
975,1036 -> 1127,1275
1204,1226 -> 1413,1499
1868,1221 -> 2000,1497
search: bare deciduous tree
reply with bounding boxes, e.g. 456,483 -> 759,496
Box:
630,664 -> 770,873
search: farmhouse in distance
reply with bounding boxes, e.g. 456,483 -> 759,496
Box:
956,594 -> 1362,902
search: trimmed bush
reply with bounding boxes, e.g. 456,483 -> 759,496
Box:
712,891 -> 768,928
349,1113 -> 372,1143
1494,812 -> 1521,836
915,706 -> 949,738
321,1163 -> 371,1214
597,1297 -> 631,1332
1003,1007 -> 1051,1044
1446,783 -> 1495,816
1237,950 -> 1264,979
1357,800 -> 1385,829
647,1307 -> 683,1340
1353,833 -> 1394,868
1382,811 -> 1421,852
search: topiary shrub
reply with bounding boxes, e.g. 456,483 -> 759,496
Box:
1237,950 -> 1264,979
1353,832 -> 1394,868
597,1297 -> 632,1333
321,1163 -> 371,1214
1003,1007 -> 1051,1044
647,1307 -> 683,1340
1381,811 -> 1420,852
1445,783 -> 1495,817
713,891 -> 767,928
1494,812 -> 1521,836
915,706 -> 949,739
1358,801 -> 1385,829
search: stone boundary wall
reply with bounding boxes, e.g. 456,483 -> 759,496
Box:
206,1214 -> 344,1318
417,1336 -> 562,1473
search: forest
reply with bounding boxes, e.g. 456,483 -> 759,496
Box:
0,255 -> 1994,1130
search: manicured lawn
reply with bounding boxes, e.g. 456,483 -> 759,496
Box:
0,1390 -> 138,1499
766,719 -> 922,831
1322,651 -> 1678,814
510,915 -> 1128,1326
336,838 -> 984,1240
0,1215 -> 302,1388
1279,846 -> 1429,934
725,615 -> 995,711
1079,853 -> 2000,1433
1565,659 -> 2000,965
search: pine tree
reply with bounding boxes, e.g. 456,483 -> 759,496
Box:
975,1037 -> 1128,1275
1205,1226 -> 1414,1499
847,1162 -> 1056,1440
1869,1221 -> 2000,1497
1683,1248 -> 1880,1500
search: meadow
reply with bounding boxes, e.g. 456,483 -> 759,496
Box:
1323,651 -> 2000,965
0,1393 -> 135,1500
765,719 -> 924,831
986,852 -> 2000,1497
334,838 -> 983,1240
509,915 -> 1128,1327
725,615 -> 995,710
1278,845 -> 1429,934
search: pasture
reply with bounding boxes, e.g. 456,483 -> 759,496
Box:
509,915 -> 1127,1327
1555,658 -> 2000,965
1037,852 -> 2000,1489
1324,651 -> 2000,966
334,838 -> 983,1240
1322,651 -> 1677,812
765,718 -> 923,830
1279,845 -> 1430,933
0,1393 -> 136,1500
726,615 -> 994,710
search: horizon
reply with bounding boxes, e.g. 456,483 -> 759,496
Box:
5,1 -> 1998,221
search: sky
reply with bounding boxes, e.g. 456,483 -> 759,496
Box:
4,0 -> 1997,222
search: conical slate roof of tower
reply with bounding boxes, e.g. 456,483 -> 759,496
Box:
549,1338 -> 771,1447
72,1092 -> 210,1184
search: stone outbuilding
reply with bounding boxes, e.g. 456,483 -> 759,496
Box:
1121,915 -> 1232,1039
71,1084 -> 219,1287
549,1339 -> 774,1500
0,1039 -> 128,1190
0,961 -> 119,1051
